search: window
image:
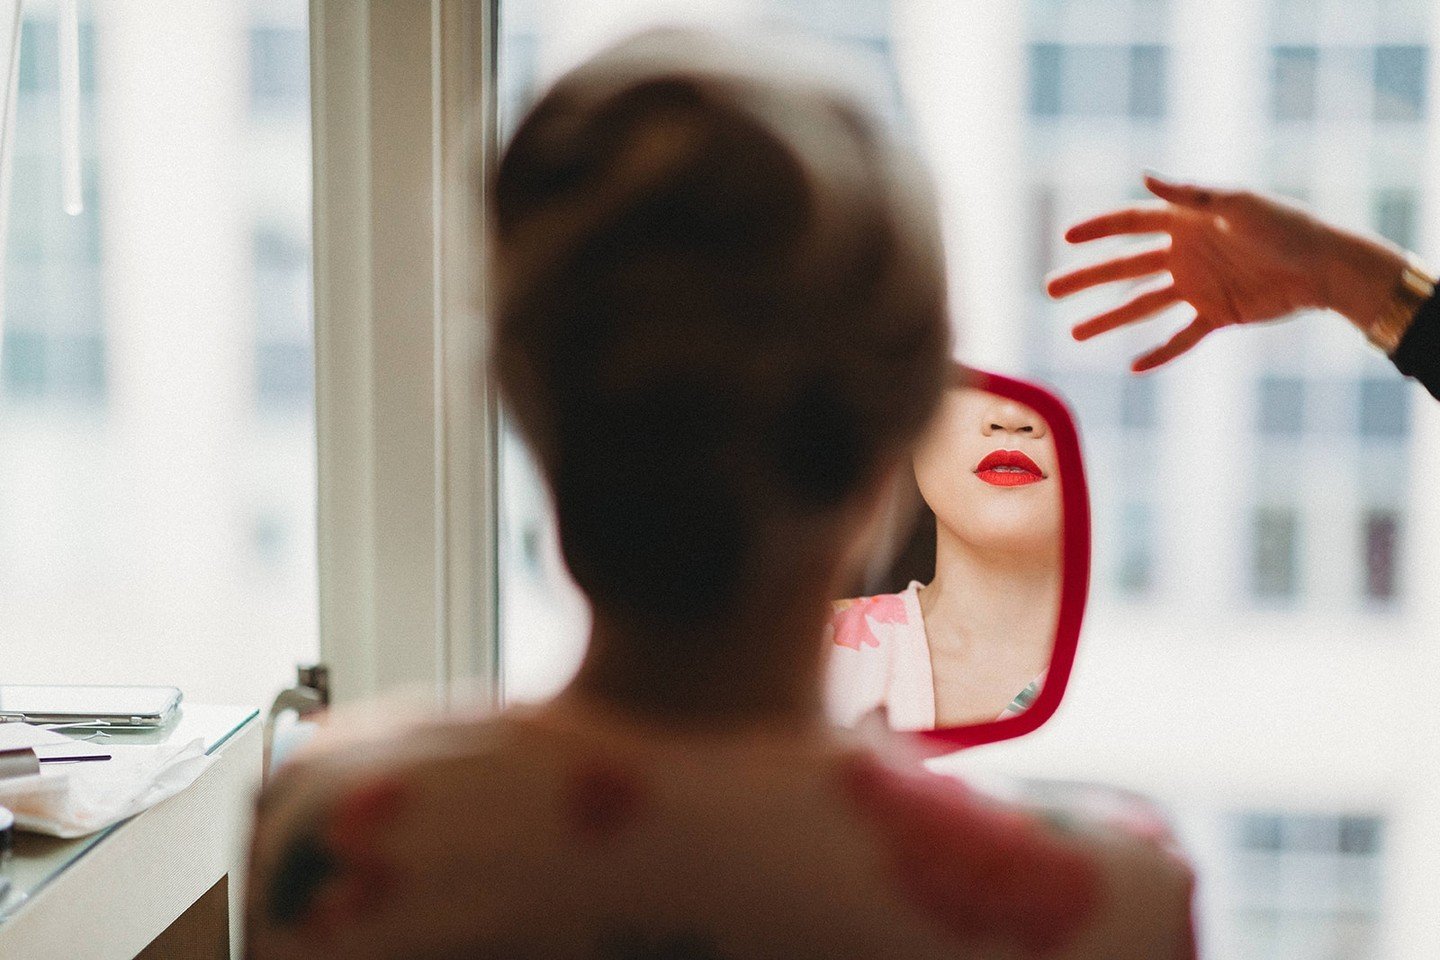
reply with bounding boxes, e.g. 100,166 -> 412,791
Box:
1028,44 -> 1168,119
1373,188 -> 1417,251
1374,44 -> 1427,121
1358,376 -> 1410,438
1252,506 -> 1299,601
1128,44 -> 1167,120
1224,813 -> 1384,960
1272,45 -> 1318,121
250,26 -> 309,107
5,15 -> 104,403
1119,374 -> 1157,430
1116,500 -> 1154,595
254,227 -> 313,407
1029,43 -> 1062,117
1,2 -> 317,706
1257,376 -> 1305,436
1362,510 -> 1401,602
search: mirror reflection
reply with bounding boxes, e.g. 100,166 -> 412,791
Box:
827,384 -> 1063,732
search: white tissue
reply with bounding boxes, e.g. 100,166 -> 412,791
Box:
0,735 -> 215,838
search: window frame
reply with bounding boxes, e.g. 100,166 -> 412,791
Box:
309,0 -> 500,706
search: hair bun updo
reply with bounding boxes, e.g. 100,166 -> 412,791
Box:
491,28 -> 951,625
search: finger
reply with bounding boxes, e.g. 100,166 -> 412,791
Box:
1064,206 -> 1173,244
1142,173 -> 1235,211
1046,247 -> 1169,298
1131,315 -> 1214,372
1071,284 -> 1181,341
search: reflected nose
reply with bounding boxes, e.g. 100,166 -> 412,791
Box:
980,399 -> 1048,439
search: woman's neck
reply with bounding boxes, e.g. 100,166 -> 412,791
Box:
561,587 -> 834,735
918,524 -> 1060,668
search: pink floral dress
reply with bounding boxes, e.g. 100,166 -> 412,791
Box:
827,582 -> 1041,731
245,701 -> 1196,960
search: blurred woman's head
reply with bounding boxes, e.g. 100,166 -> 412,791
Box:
491,29 -> 950,632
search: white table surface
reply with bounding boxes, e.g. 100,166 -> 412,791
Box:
0,704 -> 261,958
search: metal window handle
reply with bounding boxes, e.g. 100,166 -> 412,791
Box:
263,664 -> 330,780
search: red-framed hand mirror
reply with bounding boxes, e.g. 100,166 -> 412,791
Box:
826,364 -> 1090,750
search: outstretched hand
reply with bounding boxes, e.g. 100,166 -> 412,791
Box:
1046,174 -> 1405,371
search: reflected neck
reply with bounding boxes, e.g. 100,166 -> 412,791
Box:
919,524 -> 1060,664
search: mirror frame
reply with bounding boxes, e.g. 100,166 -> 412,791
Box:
915,367 -> 1091,752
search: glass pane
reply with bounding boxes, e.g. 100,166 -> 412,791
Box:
1128,43 -> 1167,120
1358,376 -> 1410,438
1115,499 -> 1154,595
1362,510 -> 1400,602
1252,506 -> 1300,601
1273,45 -> 1318,121
1119,374 -> 1157,429
1257,375 -> 1306,436
1029,42 -> 1063,117
1064,44 -> 1131,117
1375,44 -> 1427,121
1,0 -> 317,707
1372,187 -> 1417,250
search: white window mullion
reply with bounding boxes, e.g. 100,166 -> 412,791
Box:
310,0 -> 499,706
435,0 -> 502,704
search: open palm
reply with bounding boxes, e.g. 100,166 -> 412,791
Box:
1047,176 -> 1341,371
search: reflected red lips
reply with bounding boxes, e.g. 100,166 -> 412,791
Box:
974,449 -> 1046,487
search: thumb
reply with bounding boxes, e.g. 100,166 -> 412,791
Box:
1143,173 -> 1230,210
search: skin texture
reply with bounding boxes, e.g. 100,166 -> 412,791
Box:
1047,174 -> 1410,371
913,388 -> 1061,558
913,387 -> 1061,726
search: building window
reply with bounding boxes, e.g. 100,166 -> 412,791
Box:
18,17 -> 93,93
1029,42 -> 1063,117
1028,44 -> 1167,119
1257,376 -> 1305,436
1358,376 -> 1410,439
1373,189 -> 1417,252
1226,812 -> 1384,960
1128,44 -> 1167,119
1272,45 -> 1318,122
4,19 -> 105,403
253,228 -> 313,406
1374,45 -> 1427,122
250,507 -> 290,570
249,26 -> 309,107
18,19 -> 55,92
1252,506 -> 1300,601
1068,45 -> 1138,118
1116,500 -> 1154,596
1363,510 -> 1401,602
1119,374 -> 1158,430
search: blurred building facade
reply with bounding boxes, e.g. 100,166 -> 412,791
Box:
0,0 -> 317,706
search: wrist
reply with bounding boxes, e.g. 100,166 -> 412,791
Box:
1319,230 -> 1411,336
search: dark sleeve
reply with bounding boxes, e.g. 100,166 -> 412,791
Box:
1391,292 -> 1440,401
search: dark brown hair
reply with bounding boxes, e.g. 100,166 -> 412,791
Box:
490,29 -> 950,625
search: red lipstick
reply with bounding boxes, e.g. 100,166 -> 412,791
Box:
974,449 -> 1046,487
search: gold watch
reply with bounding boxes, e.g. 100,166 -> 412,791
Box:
1368,254 -> 1437,355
